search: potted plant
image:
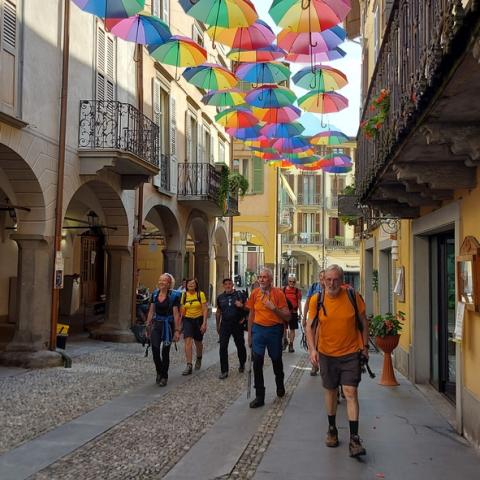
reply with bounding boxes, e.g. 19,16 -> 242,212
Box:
369,311 -> 405,386
218,165 -> 249,214
360,89 -> 390,139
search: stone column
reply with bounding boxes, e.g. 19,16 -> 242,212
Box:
0,234 -> 62,368
215,255 -> 229,298
163,249 -> 183,284
91,246 -> 135,342
194,252 -> 211,297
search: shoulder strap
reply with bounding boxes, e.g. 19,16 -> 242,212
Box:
197,291 -> 202,303
316,289 -> 326,318
283,287 -> 293,311
346,288 -> 363,332
181,292 -> 186,305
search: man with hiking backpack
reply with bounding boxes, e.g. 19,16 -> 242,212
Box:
306,264 -> 369,458
283,275 -> 302,353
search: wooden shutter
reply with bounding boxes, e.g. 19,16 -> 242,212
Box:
329,217 -> 339,238
96,27 -> 106,100
170,96 -> 177,193
96,24 -> 115,101
163,0 -> 170,24
210,132 -> 215,163
106,36 -> 115,100
315,174 -> 322,197
298,175 -> 304,198
153,78 -> 161,127
252,157 -> 264,193
185,111 -> 192,162
315,213 -> 321,234
297,213 -> 304,232
0,0 -> 18,113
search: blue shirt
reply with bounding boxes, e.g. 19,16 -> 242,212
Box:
306,282 -> 322,299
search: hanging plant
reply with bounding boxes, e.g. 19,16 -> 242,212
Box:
218,166 -> 249,213
339,184 -> 359,226
360,89 -> 390,139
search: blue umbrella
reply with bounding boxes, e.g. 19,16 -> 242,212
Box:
235,62 -> 291,84
72,0 -> 144,18
260,122 -> 305,138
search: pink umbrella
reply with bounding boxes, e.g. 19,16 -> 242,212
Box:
286,47 -> 347,64
277,26 -> 346,55
251,105 -> 301,123
105,13 -> 171,45
207,19 -> 275,49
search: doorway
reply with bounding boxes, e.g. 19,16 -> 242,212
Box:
80,232 -> 105,304
430,231 -> 456,402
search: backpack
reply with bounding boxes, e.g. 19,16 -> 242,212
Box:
282,286 -> 300,312
181,290 -> 202,306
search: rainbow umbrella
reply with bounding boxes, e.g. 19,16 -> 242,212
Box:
253,152 -> 283,161
226,126 -> 262,140
227,45 -> 286,63
148,35 -> 207,67
277,26 -> 346,55
286,155 -> 322,165
260,122 -> 305,138
105,13 -> 171,45
322,165 -> 352,174
310,130 -> 349,145
267,160 -> 294,168
202,88 -> 245,107
207,20 -> 275,49
286,47 -> 346,63
269,0 -> 351,33
183,64 -> 238,90
320,153 -> 352,166
296,163 -> 323,171
273,136 -> 310,152
281,149 -> 316,159
244,138 -> 275,149
298,91 -> 349,113
245,85 -> 296,108
251,105 -> 301,124
179,0 -> 257,27
215,107 -> 258,128
293,65 -> 348,91
248,145 -> 278,154
235,62 -> 290,84
72,0 -> 144,18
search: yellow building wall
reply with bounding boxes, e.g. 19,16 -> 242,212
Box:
137,243 -> 164,292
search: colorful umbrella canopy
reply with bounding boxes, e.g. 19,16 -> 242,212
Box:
244,138 -> 275,149
286,155 -> 322,165
252,152 -> 283,161
298,91 -> 349,113
245,85 -> 296,108
320,153 -> 352,166
248,145 -> 278,154
105,13 -> 171,45
277,26 -> 346,55
296,163 -> 323,171
286,47 -> 347,63
292,65 -> 348,91
215,107 -> 258,128
207,19 -> 275,49
273,136 -> 310,152
226,126 -> 262,140
148,35 -> 207,67
72,0 -> 144,18
269,0 -> 351,33
281,149 -> 316,159
310,130 -> 349,145
183,63 -> 238,90
267,160 -> 294,168
227,45 -> 286,63
260,122 -> 305,138
322,165 -> 352,174
235,62 -> 290,84
201,88 -> 245,107
179,0 -> 257,28
251,105 -> 301,123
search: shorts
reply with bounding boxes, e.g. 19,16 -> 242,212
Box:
288,312 -> 299,330
252,323 -> 283,361
319,351 -> 361,390
182,316 -> 204,342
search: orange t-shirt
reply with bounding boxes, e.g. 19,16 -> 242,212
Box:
246,287 -> 288,327
308,289 -> 365,357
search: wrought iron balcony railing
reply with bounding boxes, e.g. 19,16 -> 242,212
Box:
325,238 -> 360,250
159,153 -> 170,191
297,193 -> 323,207
78,100 -> 159,167
177,162 -> 220,201
356,0 -> 472,201
282,233 -> 322,245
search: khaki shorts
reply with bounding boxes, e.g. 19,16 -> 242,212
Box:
319,351 -> 361,389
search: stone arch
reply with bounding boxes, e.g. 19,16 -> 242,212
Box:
287,249 -> 320,289
213,224 -> 230,297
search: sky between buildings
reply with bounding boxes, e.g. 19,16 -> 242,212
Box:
252,1 -> 361,138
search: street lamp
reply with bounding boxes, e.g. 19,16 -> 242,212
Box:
281,249 -> 296,286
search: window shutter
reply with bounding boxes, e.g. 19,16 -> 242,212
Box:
197,122 -> 202,163
1,0 -> 18,113
297,213 -> 304,232
153,78 -> 161,127
298,176 -> 304,197
163,0 -> 170,24
106,36 -> 115,100
210,133 -> 215,163
3,0 -> 16,50
96,26 -> 106,100
185,111 -> 192,162
252,157 -> 264,193
152,0 -> 160,16
170,96 -> 177,193
315,213 -> 321,234
315,174 -> 322,196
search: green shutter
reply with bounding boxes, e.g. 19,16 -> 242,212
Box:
252,157 -> 264,194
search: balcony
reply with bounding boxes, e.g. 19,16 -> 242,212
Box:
297,193 -> 323,208
278,207 -> 293,233
177,162 -> 223,216
78,100 -> 159,189
153,153 -> 172,193
356,1 -> 480,218
325,237 -> 360,251
282,233 -> 322,246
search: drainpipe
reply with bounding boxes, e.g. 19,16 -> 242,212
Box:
229,140 -> 234,277
50,0 -> 70,350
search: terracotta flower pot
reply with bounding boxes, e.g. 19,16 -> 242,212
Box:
375,334 -> 400,386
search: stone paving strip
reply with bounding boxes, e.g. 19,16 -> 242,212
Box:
0,325 -> 219,455
32,353 -> 250,480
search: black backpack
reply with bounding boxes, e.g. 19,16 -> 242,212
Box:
282,286 -> 299,312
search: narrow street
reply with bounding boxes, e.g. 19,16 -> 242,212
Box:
1,317 -> 479,480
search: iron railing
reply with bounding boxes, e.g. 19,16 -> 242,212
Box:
282,233 -> 323,245
356,0 -> 472,200
325,238 -> 360,250
297,193 -> 324,206
78,100 -> 159,167
177,162 -> 221,201
159,153 -> 170,191
279,207 -> 293,227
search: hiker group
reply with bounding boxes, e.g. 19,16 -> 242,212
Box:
143,263 -> 368,458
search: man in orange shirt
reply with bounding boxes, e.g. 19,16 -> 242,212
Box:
246,268 -> 290,408
306,264 -> 369,457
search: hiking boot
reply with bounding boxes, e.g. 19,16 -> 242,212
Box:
310,366 -> 319,376
238,364 -> 245,373
325,426 -> 339,448
277,384 -> 286,398
219,372 -> 228,379
282,337 -> 288,351
288,343 -> 295,353
182,363 -> 193,376
194,357 -> 202,370
249,397 -> 265,408
158,378 -> 167,387
349,435 -> 366,457
156,374 -> 162,385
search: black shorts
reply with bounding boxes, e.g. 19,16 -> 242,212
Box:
288,312 -> 299,330
182,316 -> 204,341
319,352 -> 361,389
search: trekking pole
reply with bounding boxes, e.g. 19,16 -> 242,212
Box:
247,347 -> 252,399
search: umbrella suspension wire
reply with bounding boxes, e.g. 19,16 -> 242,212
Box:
301,0 -> 311,9
175,44 -> 180,81
211,0 -> 222,49
308,1 -> 317,71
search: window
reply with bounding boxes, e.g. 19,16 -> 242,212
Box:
236,158 -> 264,194
192,23 -> 204,48
218,139 -> 226,164
373,5 -> 380,60
1,0 -> 18,113
153,78 -> 170,155
185,111 -> 198,162
96,23 -> 116,101
152,0 -> 170,24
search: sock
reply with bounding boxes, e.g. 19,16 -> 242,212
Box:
328,415 -> 336,429
349,420 -> 359,437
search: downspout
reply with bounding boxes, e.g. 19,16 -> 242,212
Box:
50,0 -> 70,350
229,140 -> 234,277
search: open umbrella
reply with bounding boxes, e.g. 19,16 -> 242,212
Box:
322,165 -> 352,174
310,129 -> 349,145
286,155 -> 322,165
245,85 -> 296,108
281,149 -> 316,159
226,126 -> 262,140
286,47 -> 347,63
260,122 -> 305,138
244,138 -> 275,149
215,107 -> 258,128
105,13 -> 171,45
298,91 -> 349,113
277,26 -> 346,55
320,153 -> 352,166
269,0 -> 351,33
251,105 -> 301,123
183,63 -> 238,90
267,160 -> 294,168
202,88 -> 245,107
293,65 -> 348,91
227,45 -> 286,63
248,145 -> 278,154
207,19 -> 275,49
252,151 -> 283,161
235,62 -> 290,84
72,0 -> 144,18
273,136 -> 310,152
